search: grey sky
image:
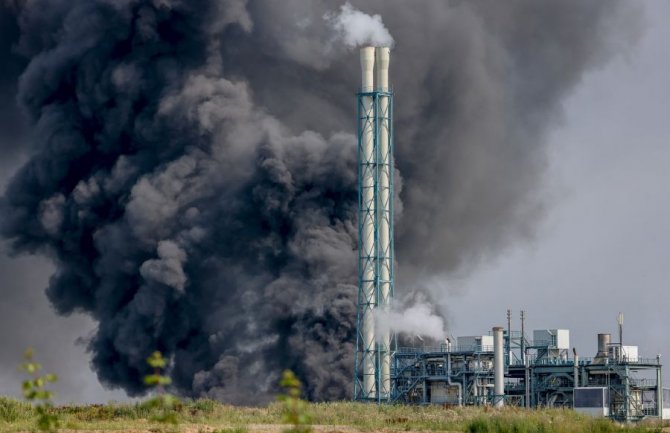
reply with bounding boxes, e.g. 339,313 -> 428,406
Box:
0,246 -> 128,403
0,0 -> 669,402
446,0 -> 670,381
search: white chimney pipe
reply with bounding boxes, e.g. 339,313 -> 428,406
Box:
375,47 -> 390,91
375,46 -> 392,400
361,46 -> 375,92
359,46 -> 376,399
493,326 -> 505,407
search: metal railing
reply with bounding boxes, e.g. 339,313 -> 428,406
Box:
396,345 -> 495,354
507,356 -> 660,367
629,378 -> 658,387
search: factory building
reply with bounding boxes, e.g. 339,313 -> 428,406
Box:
391,313 -> 666,423
351,46 -> 665,422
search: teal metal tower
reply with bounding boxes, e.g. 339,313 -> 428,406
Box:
354,46 -> 395,402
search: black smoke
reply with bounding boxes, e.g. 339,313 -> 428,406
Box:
0,0 -> 27,165
0,0 -> 640,402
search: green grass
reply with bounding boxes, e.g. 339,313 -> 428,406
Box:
463,408 -> 662,433
0,397 -> 664,433
213,428 -> 249,433
0,398 -> 31,424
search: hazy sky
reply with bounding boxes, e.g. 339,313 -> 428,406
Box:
446,0 -> 670,382
1,0 -> 669,402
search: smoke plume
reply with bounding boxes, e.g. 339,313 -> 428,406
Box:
375,296 -> 447,342
325,2 -> 394,48
0,0 -> 28,167
0,0 -> 640,402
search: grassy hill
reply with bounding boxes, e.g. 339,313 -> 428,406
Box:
0,397 -> 666,433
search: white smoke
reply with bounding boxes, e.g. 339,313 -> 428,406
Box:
375,301 -> 447,342
324,2 -> 394,48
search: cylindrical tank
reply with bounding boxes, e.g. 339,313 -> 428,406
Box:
597,333 -> 611,358
493,326 -> 505,407
376,46 -> 392,400
360,46 -> 376,399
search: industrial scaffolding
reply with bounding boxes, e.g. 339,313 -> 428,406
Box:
354,46 -> 396,402
390,322 -> 666,423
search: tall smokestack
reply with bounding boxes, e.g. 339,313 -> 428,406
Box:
376,46 -> 392,400
375,47 -> 390,90
359,46 -> 377,399
355,45 -> 395,401
493,326 -> 505,407
361,47 -> 375,92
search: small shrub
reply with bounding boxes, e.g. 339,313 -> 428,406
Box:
143,351 -> 180,425
277,370 -> 312,433
20,349 -> 59,433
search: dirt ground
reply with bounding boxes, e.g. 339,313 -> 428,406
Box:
47,425 -> 460,433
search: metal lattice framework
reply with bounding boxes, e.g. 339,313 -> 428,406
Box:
354,89 -> 396,402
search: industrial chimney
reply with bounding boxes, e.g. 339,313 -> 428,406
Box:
376,46 -> 392,400
493,327 -> 505,407
354,45 -> 395,402
358,46 -> 376,399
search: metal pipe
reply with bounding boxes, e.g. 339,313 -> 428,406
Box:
618,312 -> 624,350
445,353 -> 463,406
376,46 -> 392,400
422,359 -> 427,403
573,348 -> 579,390
507,310 -> 512,366
360,46 -> 376,399
493,326 -> 505,407
624,364 -> 630,422
657,355 -> 663,418
524,354 -> 530,408
520,311 -> 526,365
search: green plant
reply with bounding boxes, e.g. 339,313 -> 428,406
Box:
277,370 -> 312,433
20,349 -> 59,433
143,351 -> 180,425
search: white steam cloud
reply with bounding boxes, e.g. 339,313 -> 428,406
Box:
324,2 -> 394,48
375,302 -> 447,342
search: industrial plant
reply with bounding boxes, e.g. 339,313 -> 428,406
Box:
390,314 -> 667,423
352,46 -> 667,423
